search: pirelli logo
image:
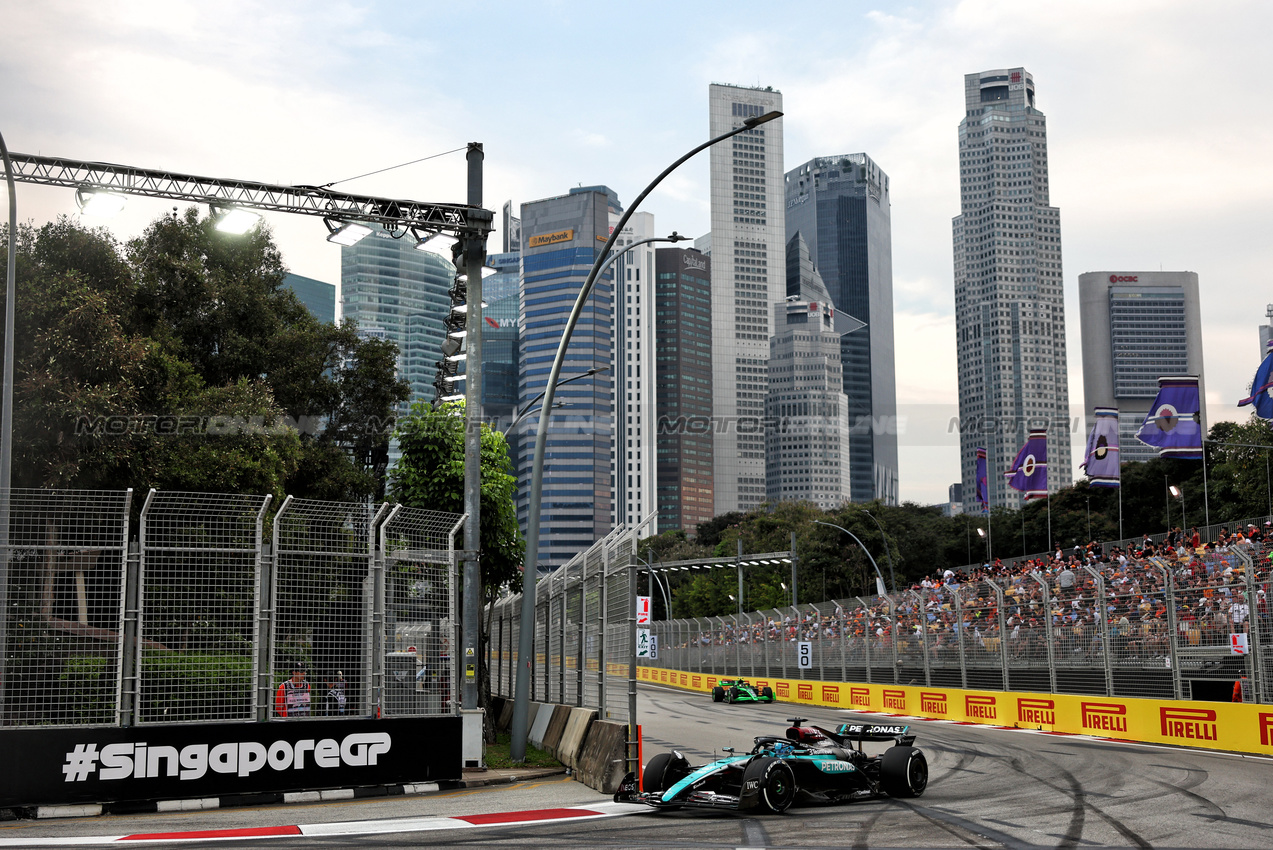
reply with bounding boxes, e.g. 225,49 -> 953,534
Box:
756,681 -> 769,691
660,670 -> 668,682
1160,707 -> 1218,742
1018,698 -> 1056,726
776,682 -> 790,698
1081,702 -> 1128,733
850,687 -> 870,707
821,685 -> 840,703
920,692 -> 948,715
965,695 -> 997,720
679,674 -> 688,685
528,228 -> 574,248
798,684 -> 813,700
692,676 -> 701,688
707,677 -> 717,688
883,689 -> 906,711
1259,713 -> 1273,747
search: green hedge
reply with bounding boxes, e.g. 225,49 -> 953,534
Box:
138,651 -> 254,722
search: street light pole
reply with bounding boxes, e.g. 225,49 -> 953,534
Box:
861,509 -> 897,593
461,143 -> 484,712
813,520 -> 888,598
509,109 -> 781,761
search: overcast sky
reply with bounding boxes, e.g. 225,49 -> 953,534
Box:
4,0 -> 1272,506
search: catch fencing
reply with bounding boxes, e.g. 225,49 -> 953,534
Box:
489,514 -> 655,722
0,488 -> 463,729
645,545 -> 1271,705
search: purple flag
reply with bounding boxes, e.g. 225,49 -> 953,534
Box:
1005,429 -> 1048,500
1238,340 -> 1273,419
1082,407 -> 1120,487
975,447 -> 989,513
1135,376 -> 1203,459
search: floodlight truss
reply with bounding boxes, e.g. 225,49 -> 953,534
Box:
5,152 -> 494,237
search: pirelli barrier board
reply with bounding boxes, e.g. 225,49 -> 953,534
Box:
640,666 -> 1273,755
0,716 -> 462,809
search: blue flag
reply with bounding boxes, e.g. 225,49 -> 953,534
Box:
1135,376 -> 1203,459
1238,341 -> 1273,419
1005,429 -> 1048,500
975,447 -> 989,513
1082,407 -> 1120,487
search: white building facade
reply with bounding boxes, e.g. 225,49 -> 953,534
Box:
707,82 -> 786,515
952,67 -> 1072,508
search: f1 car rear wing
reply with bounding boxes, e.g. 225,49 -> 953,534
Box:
836,723 -> 915,746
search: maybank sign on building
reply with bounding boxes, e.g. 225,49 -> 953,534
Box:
639,667 -> 1273,755
527,228 -> 575,248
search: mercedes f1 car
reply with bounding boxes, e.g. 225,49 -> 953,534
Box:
711,677 -> 775,703
614,717 -> 927,813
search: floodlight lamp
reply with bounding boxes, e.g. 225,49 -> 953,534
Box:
415,231 -> 459,255
440,337 -> 462,358
457,265 -> 498,281
440,392 -> 465,402
977,528 -> 986,538
446,353 -> 466,363
443,374 -> 466,383
75,188 -> 126,217
448,329 -> 468,339
1169,485 -> 1182,499
213,206 -> 261,235
325,219 -> 372,246
450,301 -> 490,314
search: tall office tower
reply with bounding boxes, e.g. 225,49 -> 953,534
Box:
483,250 -> 521,427
611,211 -> 658,532
1078,271 -> 1205,464
655,246 -> 714,534
785,153 -> 899,504
952,68 -> 1072,508
1260,305 -> 1273,356
341,225 -> 454,404
516,187 -> 618,570
766,236 -> 853,509
708,83 -> 785,514
282,273 -> 337,324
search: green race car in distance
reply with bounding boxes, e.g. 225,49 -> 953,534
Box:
712,677 -> 775,704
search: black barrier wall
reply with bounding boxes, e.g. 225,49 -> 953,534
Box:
1,717 -> 461,808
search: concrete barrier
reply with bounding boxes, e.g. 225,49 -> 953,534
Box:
528,702 -> 554,750
573,719 -> 629,793
541,705 -> 572,758
556,707 -> 597,768
495,698 -> 515,732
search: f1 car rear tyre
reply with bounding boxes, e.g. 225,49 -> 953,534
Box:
743,757 -> 796,813
761,686 -> 774,701
880,745 -> 928,798
712,686 -> 724,702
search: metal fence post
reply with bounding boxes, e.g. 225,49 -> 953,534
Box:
1151,562 -> 1183,700
598,564 -> 607,713
1241,548 -> 1263,702
120,541 -> 141,727
627,551 -> 637,773
256,540 -> 273,722
1030,572 -> 1059,695
984,580 -> 1009,692
1081,566 -> 1113,697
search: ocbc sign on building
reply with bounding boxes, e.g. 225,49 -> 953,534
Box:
1109,274 -> 1139,283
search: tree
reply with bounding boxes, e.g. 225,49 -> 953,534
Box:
388,400 -> 524,721
3,212 -> 407,501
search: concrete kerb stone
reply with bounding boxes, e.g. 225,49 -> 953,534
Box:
573,719 -> 629,794
557,707 -> 597,769
541,705 -> 572,759
528,702 -> 554,750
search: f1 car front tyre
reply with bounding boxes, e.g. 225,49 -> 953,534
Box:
643,751 -> 689,794
761,686 -> 774,701
880,745 -> 928,798
712,686 -> 724,702
726,687 -> 738,703
743,757 -> 796,813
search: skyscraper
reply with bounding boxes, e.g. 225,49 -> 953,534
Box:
785,153 -> 899,504
482,248 -> 521,427
611,212 -> 658,532
655,246 -> 714,534
341,225 -> 454,404
516,187 -> 618,570
282,273 -> 337,325
766,236 -> 853,509
1078,271 -> 1205,464
707,83 -> 785,515
952,67 -> 1072,508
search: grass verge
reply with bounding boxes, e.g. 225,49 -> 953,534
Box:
482,731 -> 564,770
